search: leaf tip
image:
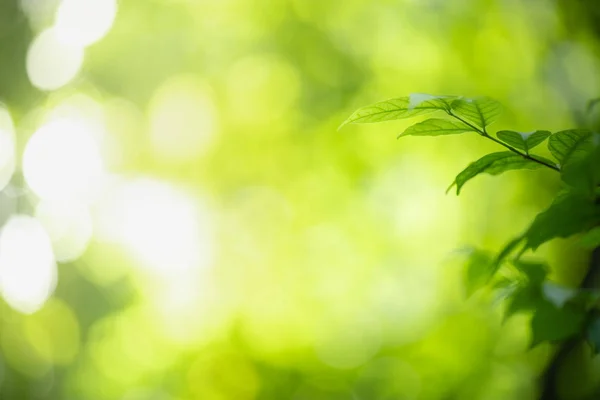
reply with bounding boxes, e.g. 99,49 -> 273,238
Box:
337,120 -> 350,131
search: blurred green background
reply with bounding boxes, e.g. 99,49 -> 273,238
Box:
0,0 -> 600,399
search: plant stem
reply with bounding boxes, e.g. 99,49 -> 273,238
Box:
447,111 -> 561,172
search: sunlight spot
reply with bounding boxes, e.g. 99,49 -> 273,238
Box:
519,131 -> 533,141
94,178 -> 214,277
23,118 -> 105,203
407,93 -> 436,110
149,76 -> 218,161
0,215 -> 57,314
26,28 -> 84,91
35,200 -> 93,262
55,0 -> 118,47
0,106 -> 16,192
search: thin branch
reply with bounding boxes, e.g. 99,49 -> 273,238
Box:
447,111 -> 560,172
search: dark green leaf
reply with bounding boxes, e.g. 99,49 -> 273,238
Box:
524,191 -> 600,250
339,94 -> 456,129
548,129 -> 594,167
492,276 -> 520,307
530,301 -> 585,347
503,261 -> 548,320
496,130 -> 551,153
450,97 -> 502,129
462,248 -> 494,296
493,236 -> 525,273
505,286 -> 539,318
399,118 -> 476,138
561,140 -> 600,195
448,152 -> 545,195
587,314 -> 600,354
513,260 -> 548,284
581,227 -> 600,249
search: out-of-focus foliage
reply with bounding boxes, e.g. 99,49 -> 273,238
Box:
0,0 -> 600,399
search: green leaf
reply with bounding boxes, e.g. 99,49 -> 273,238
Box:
462,248 -> 494,296
448,152 -> 546,195
586,313 -> 600,354
493,236 -> 525,272
524,191 -> 600,250
581,227 -> 600,249
503,261 -> 548,320
450,97 -> 502,129
561,140 -> 600,195
505,286 -> 538,318
548,129 -> 594,167
496,130 -> 551,153
530,301 -> 585,347
514,260 -> 548,284
339,94 -> 456,129
542,282 -> 577,308
399,118 -> 476,138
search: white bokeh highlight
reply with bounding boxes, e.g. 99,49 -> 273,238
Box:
23,118 -> 106,203
95,178 -> 214,277
0,215 -> 57,314
35,200 -> 93,262
26,28 -> 84,91
55,0 -> 118,47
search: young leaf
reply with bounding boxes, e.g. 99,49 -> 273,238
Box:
399,118 -> 476,138
548,129 -> 594,167
448,152 -> 548,195
450,97 -> 502,129
339,94 -> 456,129
524,191 -> 600,250
496,130 -> 551,153
462,248 -> 494,296
530,301 -> 586,347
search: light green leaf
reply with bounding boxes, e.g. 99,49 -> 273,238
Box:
462,248 -> 494,296
448,152 -> 546,195
524,191 -> 600,250
548,129 -> 595,167
581,227 -> 600,249
496,130 -> 551,153
399,118 -> 475,138
530,301 -> 585,347
339,94 -> 457,129
450,97 -> 502,129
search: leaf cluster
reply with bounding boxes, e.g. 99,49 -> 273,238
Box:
341,94 -> 600,350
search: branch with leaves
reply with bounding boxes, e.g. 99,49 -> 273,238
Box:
340,94 -> 600,362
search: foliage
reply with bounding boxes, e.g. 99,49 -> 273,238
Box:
342,94 -> 600,351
